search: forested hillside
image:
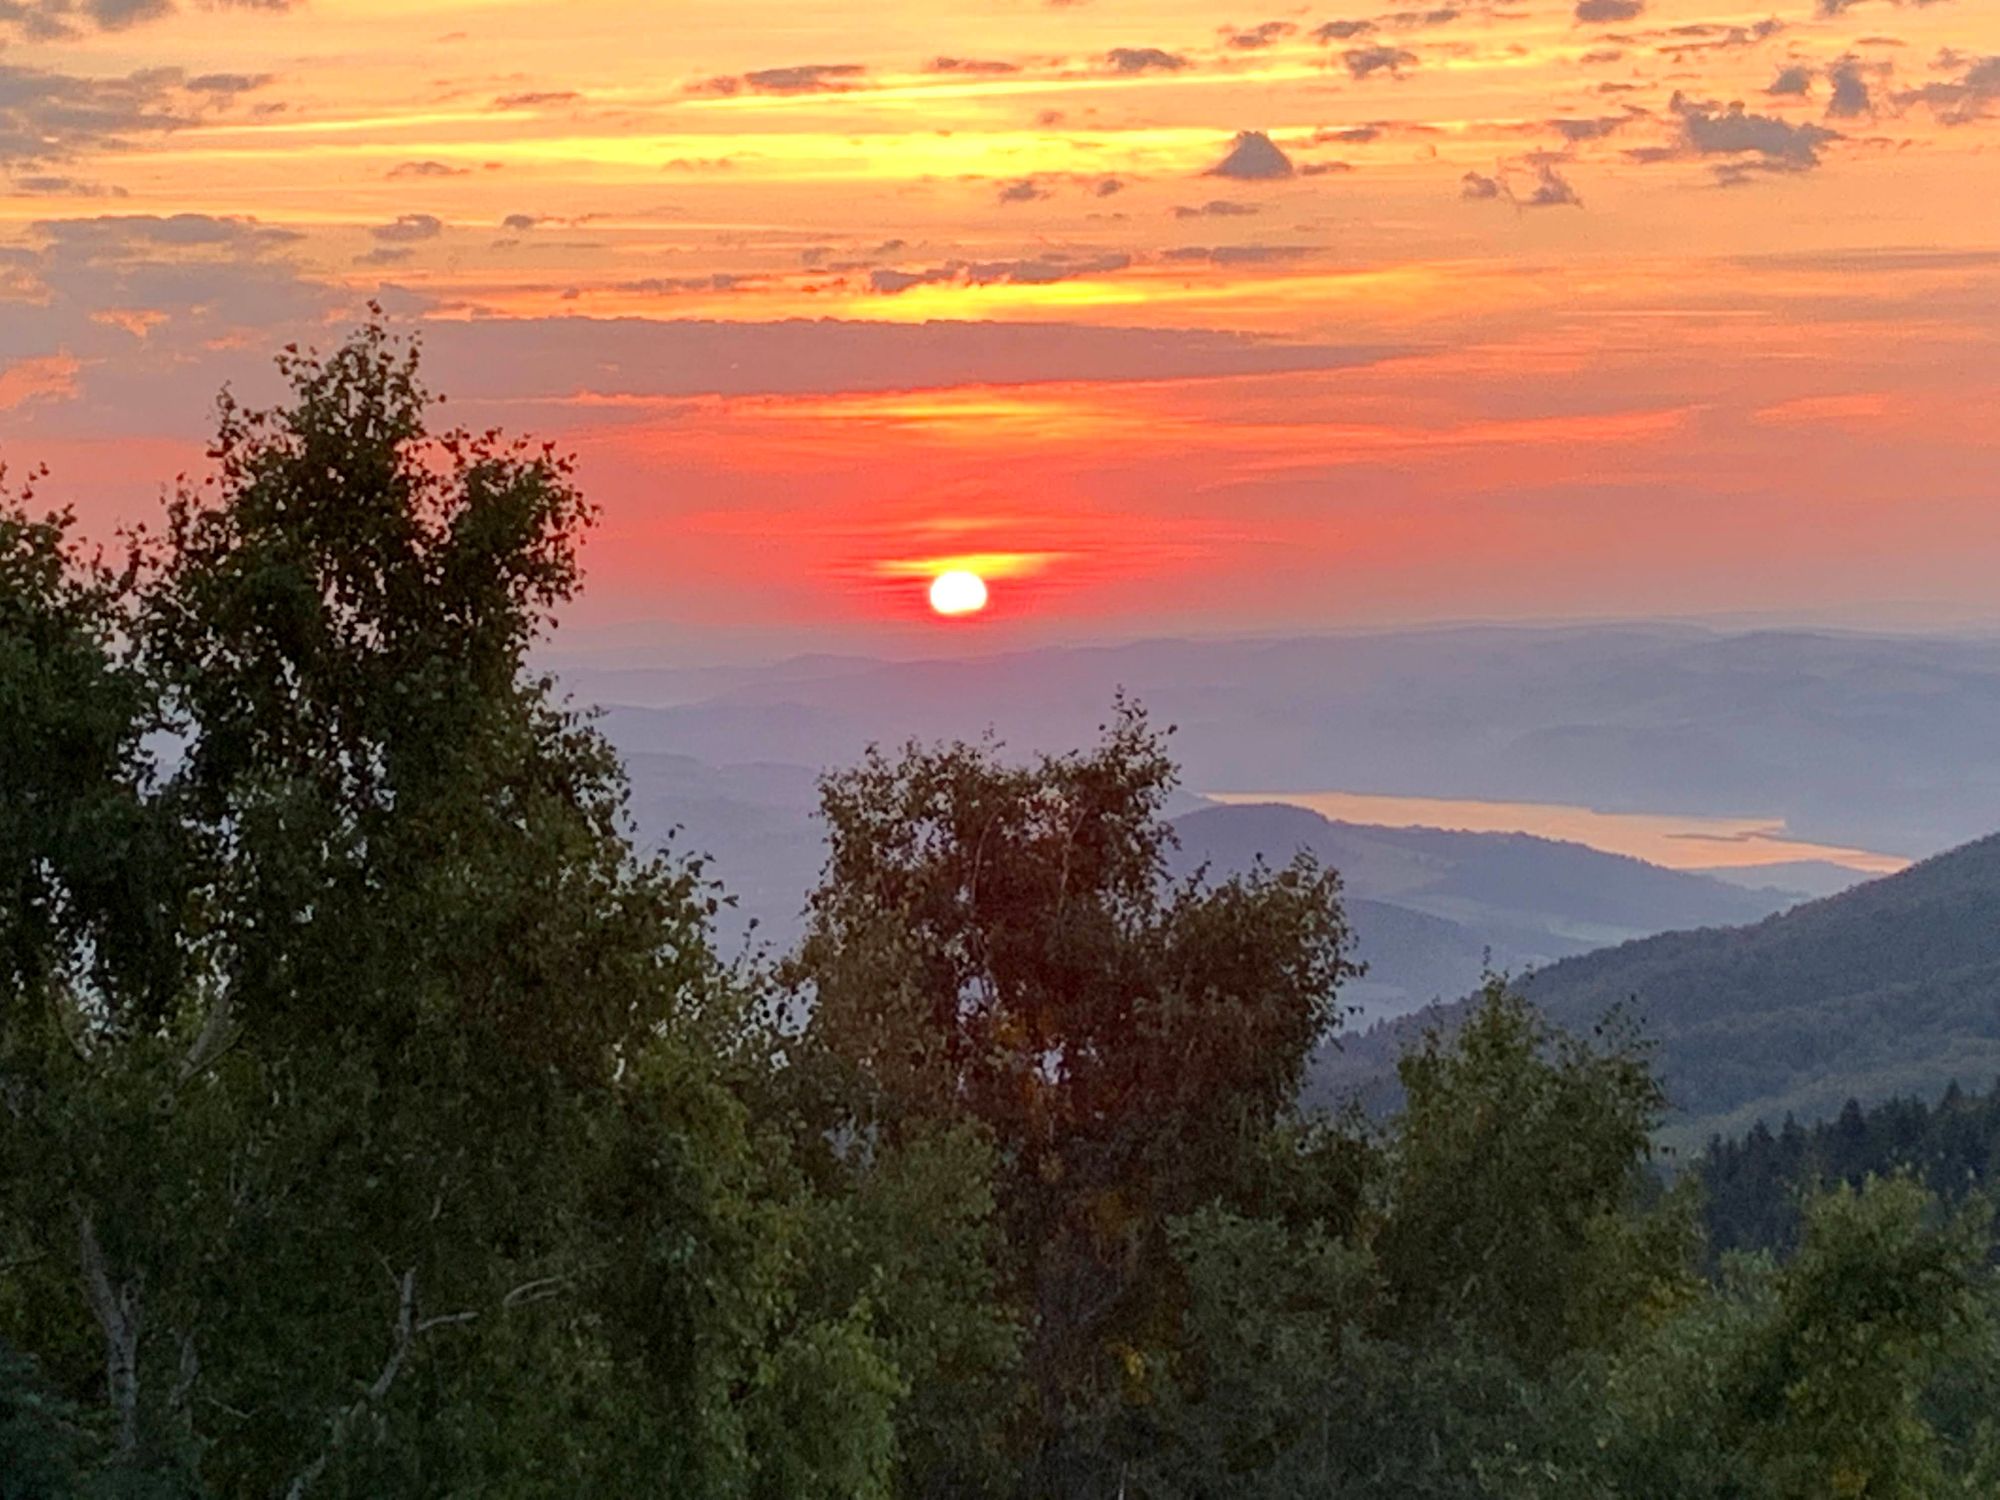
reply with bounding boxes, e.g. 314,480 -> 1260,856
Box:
1701,1081 -> 2000,1260
8,324 -> 2000,1498
1170,801 -> 1795,1018
1320,832 -> 2000,1142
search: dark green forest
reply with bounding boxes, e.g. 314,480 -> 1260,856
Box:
1701,1082 -> 2000,1262
6,325 -> 2000,1498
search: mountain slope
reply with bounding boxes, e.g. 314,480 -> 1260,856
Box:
1319,831 -> 2000,1143
1169,802 -> 1796,1021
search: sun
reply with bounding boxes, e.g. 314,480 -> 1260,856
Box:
928,569 -> 990,617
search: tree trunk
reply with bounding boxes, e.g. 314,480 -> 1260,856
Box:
73,1200 -> 141,1458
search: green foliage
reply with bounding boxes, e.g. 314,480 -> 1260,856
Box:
0,323 -> 894,1498
1380,980 -> 1698,1370
1702,1080 -> 2000,1260
785,707 -> 1360,1487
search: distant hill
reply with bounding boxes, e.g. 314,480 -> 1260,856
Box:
1170,802 -> 1795,1021
1318,831 -> 2000,1144
612,768 -> 1800,1020
586,624 -> 2000,859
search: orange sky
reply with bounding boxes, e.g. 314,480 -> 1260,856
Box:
3,0 -> 1998,659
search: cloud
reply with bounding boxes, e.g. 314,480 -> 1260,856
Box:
1161,244 -> 1317,265
492,90 -> 581,109
1898,52 -> 1999,124
993,171 -> 1122,203
1549,115 -> 1628,141
1173,199 -> 1261,218
926,57 -> 1021,74
10,174 -> 128,197
1206,130 -> 1296,180
33,213 -> 301,258
1520,159 -> 1583,206
1461,157 -> 1584,207
354,246 -> 413,267
1653,19 -> 1786,58
1313,18 -> 1376,39
0,62 -> 192,167
1225,20 -> 1297,48
388,159 -> 469,179
1766,65 -> 1814,96
1635,94 -> 1841,180
1825,58 -> 1874,118
371,213 -> 445,243
867,252 -> 1133,295
616,274 -> 743,295
1343,46 -> 1419,78
1574,0 -> 1643,21
185,73 -> 270,95
415,318 -> 1403,403
501,213 -> 542,232
1102,47 -> 1190,73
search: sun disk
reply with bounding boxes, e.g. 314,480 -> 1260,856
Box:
928,569 -> 989,617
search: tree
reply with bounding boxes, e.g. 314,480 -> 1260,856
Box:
785,706 -> 1359,1491
0,323 -> 899,1497
1379,980 -> 1698,1372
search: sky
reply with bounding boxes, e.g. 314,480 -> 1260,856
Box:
2,0 -> 1998,662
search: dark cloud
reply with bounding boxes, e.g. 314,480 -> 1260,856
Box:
1632,94 -> 1842,182
1380,8 -> 1461,25
1671,93 -> 1838,167
1574,0 -> 1643,21
867,251 -> 1133,295
1825,58 -> 1874,118
1520,159 -> 1583,206
415,318 -> 1402,405
926,57 -> 1021,74
1316,124 -> 1384,142
0,0 -> 194,39
1343,45 -> 1419,78
1173,199 -> 1262,218
997,177 -> 1053,203
388,159 -> 469,179
1654,19 -> 1785,58
1206,130 -> 1296,180
0,63 -> 191,167
185,73 -> 270,94
1225,20 -> 1297,48
617,274 -> 743,295
10,174 -> 127,196
371,213 -> 445,243
1313,19 -> 1376,39
1766,65 -> 1814,96
1460,157 -> 1583,207
994,172 -> 1123,203
492,90 -> 582,108
1161,244 -> 1316,265
1898,52 -> 2000,124
686,65 -> 867,97
501,213 -> 542,231
1549,115 -> 1628,141
33,213 -> 301,257
1299,159 -> 1354,175
1102,47 -> 1191,73
353,247 -> 413,267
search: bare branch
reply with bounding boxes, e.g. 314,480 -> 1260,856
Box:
284,1269 -> 415,1500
